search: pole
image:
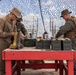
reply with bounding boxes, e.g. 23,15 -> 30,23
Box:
36,17 -> 38,38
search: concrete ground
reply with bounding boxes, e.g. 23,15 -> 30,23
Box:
19,48 -> 66,75
14,60 -> 65,75
21,69 -> 59,75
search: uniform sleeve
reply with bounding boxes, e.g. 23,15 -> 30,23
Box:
0,19 -> 12,38
21,23 -> 28,35
55,21 -> 75,38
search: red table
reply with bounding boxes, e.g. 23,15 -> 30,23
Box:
74,51 -> 76,59
2,48 -> 74,75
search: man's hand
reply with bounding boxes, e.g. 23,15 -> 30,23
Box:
24,34 -> 29,38
11,32 -> 15,36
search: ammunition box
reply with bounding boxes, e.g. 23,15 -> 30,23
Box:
62,40 -> 72,50
24,39 -> 36,47
43,40 -> 51,49
36,40 -> 51,49
51,39 -> 72,50
51,40 -> 61,50
36,40 -> 43,49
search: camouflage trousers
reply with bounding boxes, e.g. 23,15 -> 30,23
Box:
0,39 -> 10,74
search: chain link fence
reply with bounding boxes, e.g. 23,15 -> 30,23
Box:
0,0 -> 76,38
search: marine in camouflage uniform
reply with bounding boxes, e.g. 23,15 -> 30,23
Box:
12,16 -> 28,66
55,9 -> 76,74
16,17 -> 27,36
56,9 -> 76,49
16,17 -> 28,46
0,7 -> 22,75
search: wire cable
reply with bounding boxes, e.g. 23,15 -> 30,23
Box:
38,0 -> 46,32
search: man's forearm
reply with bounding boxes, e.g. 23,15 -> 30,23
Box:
55,32 -> 62,38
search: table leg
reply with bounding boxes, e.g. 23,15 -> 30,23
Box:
55,60 -> 58,71
16,61 -> 21,75
59,60 -> 63,75
65,61 -> 68,75
5,60 -> 12,75
21,60 -> 25,71
68,60 -> 74,75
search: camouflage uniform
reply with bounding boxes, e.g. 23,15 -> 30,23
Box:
56,19 -> 74,38
56,9 -> 76,74
16,22 -> 27,35
0,15 -> 14,75
56,16 -> 76,50
0,7 -> 22,75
